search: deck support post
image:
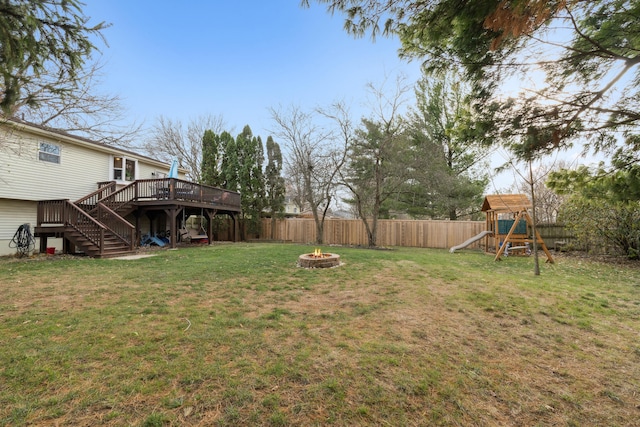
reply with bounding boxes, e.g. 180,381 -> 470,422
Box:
134,211 -> 142,248
164,207 -> 180,249
63,237 -> 74,255
39,235 -> 48,254
205,209 -> 218,245
231,213 -> 239,242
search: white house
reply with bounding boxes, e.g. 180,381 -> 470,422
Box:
0,118 -> 188,256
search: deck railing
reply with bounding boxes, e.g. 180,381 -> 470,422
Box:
37,200 -> 106,251
37,199 -> 68,225
38,180 -> 240,225
135,178 -> 241,210
91,178 -> 239,216
99,181 -> 138,215
37,200 -> 133,255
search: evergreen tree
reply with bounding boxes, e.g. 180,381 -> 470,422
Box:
219,131 -> 239,191
548,164 -> 640,259
201,129 -> 222,187
0,0 -> 107,115
202,129 -> 235,240
265,136 -> 286,238
307,0 -> 640,172
344,118 -> 411,247
235,125 -> 266,239
406,71 -> 488,220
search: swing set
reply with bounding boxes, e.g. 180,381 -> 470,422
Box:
481,194 -> 554,263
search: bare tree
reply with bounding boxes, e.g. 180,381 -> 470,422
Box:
0,2 -> 140,148
513,160 -> 569,224
19,60 -> 142,148
270,104 -> 348,244
144,114 -> 227,183
500,155 -> 569,275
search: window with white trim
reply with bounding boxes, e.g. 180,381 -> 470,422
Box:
38,142 -> 61,164
113,156 -> 137,181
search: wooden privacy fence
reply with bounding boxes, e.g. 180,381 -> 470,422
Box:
536,223 -> 574,241
536,223 -> 576,249
259,218 -> 487,249
253,219 -> 575,250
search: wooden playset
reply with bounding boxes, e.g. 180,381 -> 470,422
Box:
481,194 -> 554,263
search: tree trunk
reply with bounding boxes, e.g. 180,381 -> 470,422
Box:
311,202 -> 324,245
368,216 -> 378,247
238,217 -> 246,241
529,161 -> 540,276
270,216 -> 276,240
315,219 -> 324,245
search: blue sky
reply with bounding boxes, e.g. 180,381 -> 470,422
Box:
81,1 -> 605,192
83,1 -> 422,137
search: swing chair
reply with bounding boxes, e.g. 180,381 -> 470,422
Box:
183,209 -> 209,243
177,209 -> 190,243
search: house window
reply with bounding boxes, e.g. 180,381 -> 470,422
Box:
38,142 -> 61,164
113,156 -> 137,181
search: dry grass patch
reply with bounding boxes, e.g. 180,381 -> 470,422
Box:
1,244 -> 639,426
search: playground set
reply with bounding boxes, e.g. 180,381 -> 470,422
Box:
450,194 -> 554,263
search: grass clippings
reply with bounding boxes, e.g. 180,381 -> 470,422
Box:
1,244 -> 639,426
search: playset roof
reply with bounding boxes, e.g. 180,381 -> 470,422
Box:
481,194 -> 532,213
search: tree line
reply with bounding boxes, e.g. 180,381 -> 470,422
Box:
140,69 -> 490,247
143,69 -> 489,248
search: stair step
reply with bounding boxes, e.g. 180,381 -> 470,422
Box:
97,251 -> 137,259
103,239 -> 128,246
53,196 -> 138,258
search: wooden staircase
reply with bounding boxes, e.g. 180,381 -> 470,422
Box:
36,182 -> 137,258
63,226 -> 134,258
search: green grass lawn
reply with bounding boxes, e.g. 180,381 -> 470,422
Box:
1,244 -> 639,426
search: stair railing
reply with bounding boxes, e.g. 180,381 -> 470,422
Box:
98,181 -> 138,215
75,181 -> 117,212
96,202 -> 135,251
65,201 -> 106,254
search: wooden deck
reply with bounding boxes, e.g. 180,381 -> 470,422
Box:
35,179 -> 241,257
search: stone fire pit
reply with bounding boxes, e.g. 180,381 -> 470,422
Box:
298,249 -> 341,268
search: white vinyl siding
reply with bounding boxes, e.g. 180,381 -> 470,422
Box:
1,128 -> 172,202
0,131 -> 109,201
0,198 -> 42,256
0,122 -> 182,257
137,163 -> 161,179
